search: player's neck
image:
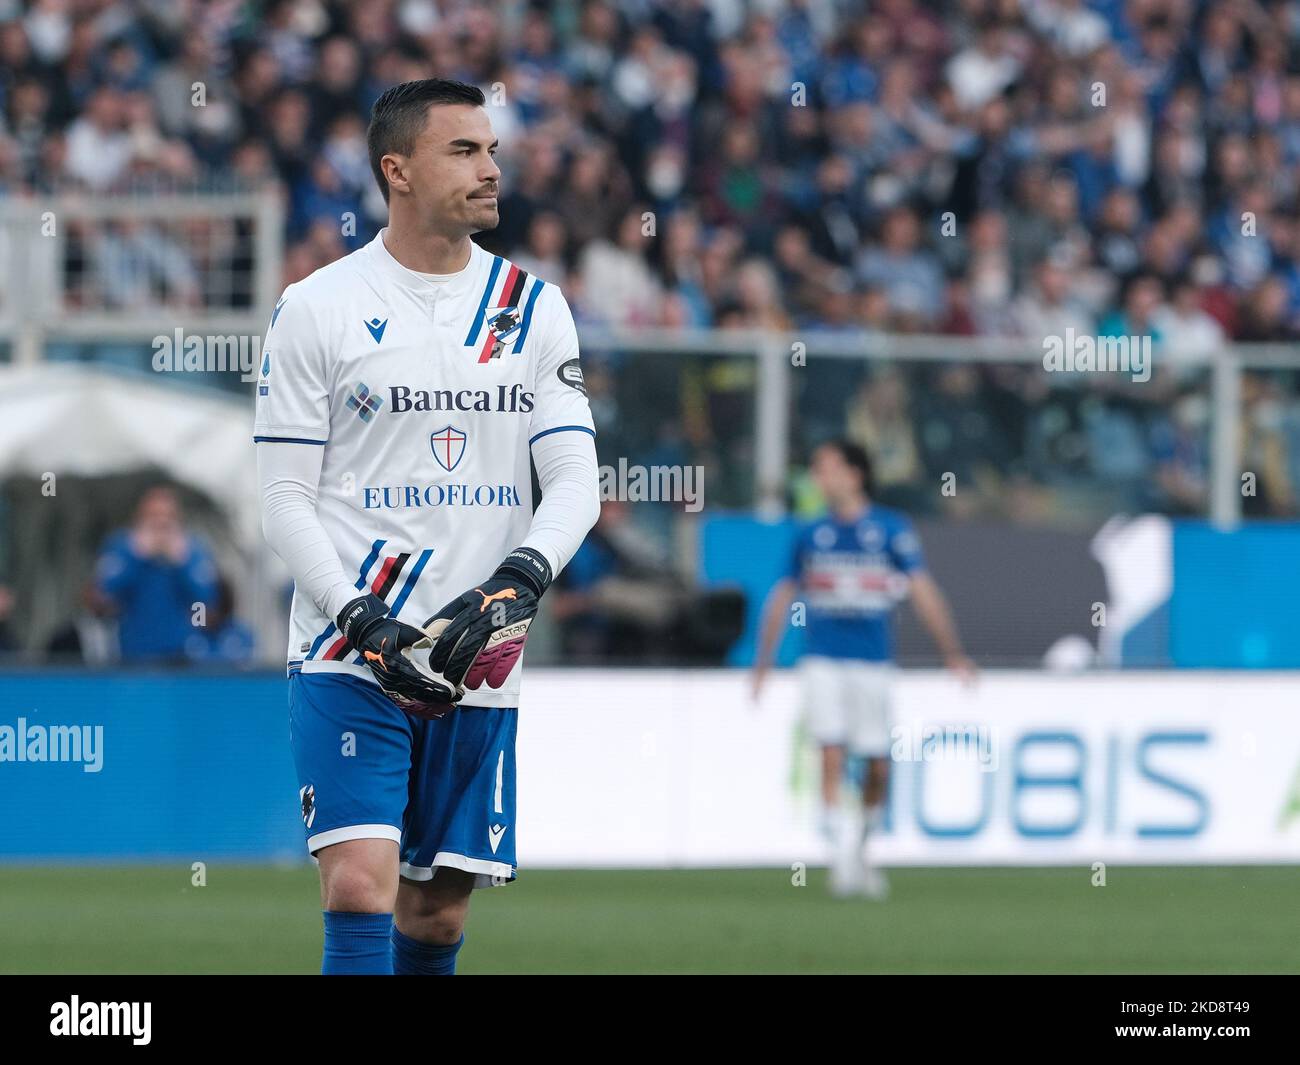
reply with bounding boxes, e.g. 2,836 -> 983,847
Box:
382,223 -> 473,275
831,497 -> 870,523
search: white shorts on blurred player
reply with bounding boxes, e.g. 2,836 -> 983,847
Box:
800,656 -> 896,756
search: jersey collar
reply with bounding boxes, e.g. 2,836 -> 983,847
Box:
366,228 -> 484,300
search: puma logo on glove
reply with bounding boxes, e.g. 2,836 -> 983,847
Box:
417,547 -> 551,693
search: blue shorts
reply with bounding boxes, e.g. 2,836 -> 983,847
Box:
289,672 -> 517,888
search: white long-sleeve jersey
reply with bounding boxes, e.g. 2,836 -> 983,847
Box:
255,229 -> 599,706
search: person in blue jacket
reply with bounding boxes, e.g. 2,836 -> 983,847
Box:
95,485 -> 218,663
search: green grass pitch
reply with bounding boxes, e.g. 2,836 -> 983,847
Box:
1,865 -> 1296,974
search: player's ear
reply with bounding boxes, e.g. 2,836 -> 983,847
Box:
381,153 -> 410,198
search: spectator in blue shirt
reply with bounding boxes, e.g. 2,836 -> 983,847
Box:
95,486 -> 218,663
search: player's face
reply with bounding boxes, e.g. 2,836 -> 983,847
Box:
402,104 -> 501,235
810,446 -> 861,506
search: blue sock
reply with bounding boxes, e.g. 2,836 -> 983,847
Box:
321,911 -> 394,975
392,925 -> 464,975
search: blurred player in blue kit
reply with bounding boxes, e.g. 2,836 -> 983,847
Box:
256,80 -> 599,974
752,440 -> 974,898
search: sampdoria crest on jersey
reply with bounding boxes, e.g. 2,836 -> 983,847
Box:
856,522 -> 884,549
299,784 -> 316,828
487,307 -> 521,338
483,307 -> 521,359
430,425 -> 467,472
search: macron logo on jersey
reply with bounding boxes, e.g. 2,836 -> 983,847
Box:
364,317 -> 388,344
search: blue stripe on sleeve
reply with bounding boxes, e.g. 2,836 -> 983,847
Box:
529,424 -> 596,445
254,435 -> 327,445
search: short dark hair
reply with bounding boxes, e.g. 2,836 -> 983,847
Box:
819,438 -> 876,496
367,79 -> 486,203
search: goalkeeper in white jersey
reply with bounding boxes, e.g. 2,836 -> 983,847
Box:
256,79 -> 599,975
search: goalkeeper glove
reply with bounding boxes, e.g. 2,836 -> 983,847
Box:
336,592 -> 461,718
420,546 -> 551,691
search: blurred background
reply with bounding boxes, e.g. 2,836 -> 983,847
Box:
0,0 -> 1297,974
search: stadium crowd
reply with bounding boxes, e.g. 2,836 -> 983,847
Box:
2,0 -> 1300,519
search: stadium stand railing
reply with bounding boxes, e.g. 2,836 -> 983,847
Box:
0,191 -> 283,374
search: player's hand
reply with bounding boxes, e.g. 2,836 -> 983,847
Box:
420,546 -> 550,692
337,592 -> 461,718
945,653 -> 978,687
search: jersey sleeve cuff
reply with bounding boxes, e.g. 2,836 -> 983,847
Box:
253,425 -> 329,445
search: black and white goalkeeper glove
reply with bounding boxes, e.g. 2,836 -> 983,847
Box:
417,546 -> 551,692
336,593 -> 462,719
